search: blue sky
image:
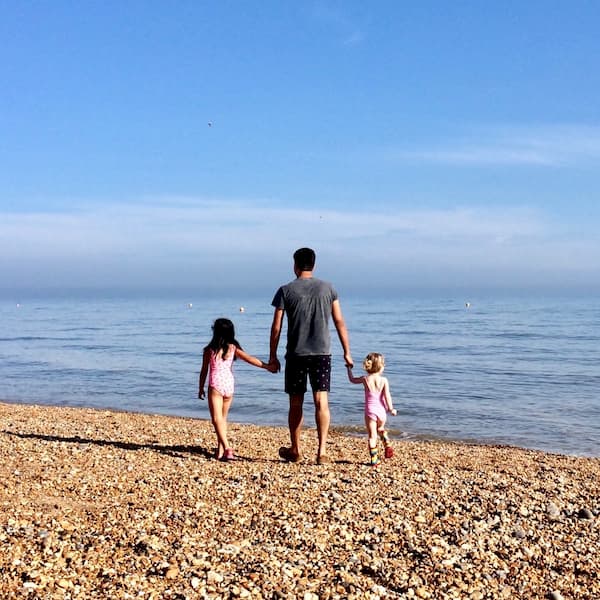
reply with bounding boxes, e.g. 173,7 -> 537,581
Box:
2,1 -> 600,297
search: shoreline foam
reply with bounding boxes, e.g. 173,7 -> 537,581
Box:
1,402 -> 599,598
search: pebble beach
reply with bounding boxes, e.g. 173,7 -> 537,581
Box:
1,401 -> 598,599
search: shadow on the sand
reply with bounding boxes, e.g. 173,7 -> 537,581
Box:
3,430 -> 214,460
3,431 -> 354,465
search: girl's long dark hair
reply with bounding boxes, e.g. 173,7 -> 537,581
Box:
205,318 -> 241,360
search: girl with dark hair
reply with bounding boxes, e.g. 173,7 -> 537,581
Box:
199,318 -> 274,460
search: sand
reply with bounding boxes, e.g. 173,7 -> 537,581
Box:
1,401 -> 598,599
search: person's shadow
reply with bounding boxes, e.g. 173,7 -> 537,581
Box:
3,430 -> 214,460
3,430 -> 287,463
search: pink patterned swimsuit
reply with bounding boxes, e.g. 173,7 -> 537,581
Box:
208,344 -> 236,397
364,388 -> 387,422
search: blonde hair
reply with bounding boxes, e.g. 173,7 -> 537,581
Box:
363,352 -> 385,374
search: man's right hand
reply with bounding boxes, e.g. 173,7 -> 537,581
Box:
344,353 -> 354,369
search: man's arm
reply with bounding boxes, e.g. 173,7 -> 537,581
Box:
269,307 -> 284,372
332,299 -> 353,367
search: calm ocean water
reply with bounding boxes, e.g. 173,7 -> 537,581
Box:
1,294 -> 598,457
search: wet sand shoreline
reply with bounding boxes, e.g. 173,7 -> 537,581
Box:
1,402 -> 598,598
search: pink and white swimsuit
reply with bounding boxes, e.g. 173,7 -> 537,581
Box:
208,344 -> 236,397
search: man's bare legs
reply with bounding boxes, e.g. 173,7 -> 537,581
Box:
313,390 -> 330,460
287,394 -> 304,458
283,391 -> 329,462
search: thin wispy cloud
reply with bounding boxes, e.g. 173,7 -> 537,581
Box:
2,198 -> 598,293
0,200 -> 543,255
311,3 -> 366,47
342,30 -> 365,47
394,125 -> 600,167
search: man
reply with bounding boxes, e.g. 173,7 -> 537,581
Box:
269,247 -> 353,465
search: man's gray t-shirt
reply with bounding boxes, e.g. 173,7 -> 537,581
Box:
271,277 -> 338,357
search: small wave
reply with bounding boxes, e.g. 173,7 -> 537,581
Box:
0,336 -> 50,342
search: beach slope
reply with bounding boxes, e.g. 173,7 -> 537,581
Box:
1,402 -> 598,599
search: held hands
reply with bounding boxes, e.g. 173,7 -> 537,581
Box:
390,408 -> 397,416
265,360 -> 279,373
267,357 -> 281,373
344,352 -> 354,369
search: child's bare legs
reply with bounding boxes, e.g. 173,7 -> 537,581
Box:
208,388 -> 233,459
377,419 -> 394,458
365,416 -> 380,466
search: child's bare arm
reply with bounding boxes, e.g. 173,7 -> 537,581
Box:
235,347 -> 275,372
346,365 -> 364,384
198,348 -> 210,399
383,378 -> 397,415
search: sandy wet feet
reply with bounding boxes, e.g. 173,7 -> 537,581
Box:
1,401 -> 599,599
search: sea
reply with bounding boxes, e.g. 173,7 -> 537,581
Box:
1,294 -> 598,458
